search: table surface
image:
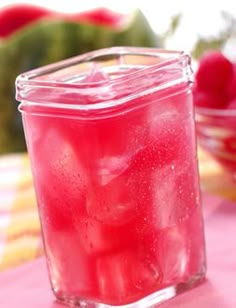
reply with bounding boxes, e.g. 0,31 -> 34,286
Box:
0,193 -> 235,307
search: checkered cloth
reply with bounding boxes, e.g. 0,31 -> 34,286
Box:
0,154 -> 43,271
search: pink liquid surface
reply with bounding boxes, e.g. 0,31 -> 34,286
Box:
22,70 -> 206,306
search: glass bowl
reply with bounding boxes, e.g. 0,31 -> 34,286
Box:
195,106 -> 236,200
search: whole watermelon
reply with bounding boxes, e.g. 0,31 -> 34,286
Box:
0,5 -> 158,154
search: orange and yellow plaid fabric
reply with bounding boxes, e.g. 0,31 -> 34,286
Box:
0,153 -> 43,271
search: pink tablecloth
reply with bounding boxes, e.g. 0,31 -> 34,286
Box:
0,193 -> 235,307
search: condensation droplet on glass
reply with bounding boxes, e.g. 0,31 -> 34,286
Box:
195,195 -> 200,204
190,191 -> 195,200
178,185 -> 183,195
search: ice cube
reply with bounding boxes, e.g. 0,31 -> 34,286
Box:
86,182 -> 136,226
86,155 -> 137,226
82,67 -> 110,83
75,216 -> 138,256
48,130 -> 86,199
97,155 -> 130,186
157,224 -> 188,284
151,158 -> 198,230
46,232 -> 98,297
96,250 -> 162,305
35,128 -> 87,230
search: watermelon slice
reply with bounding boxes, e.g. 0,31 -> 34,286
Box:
0,5 -> 128,39
0,5 -> 158,154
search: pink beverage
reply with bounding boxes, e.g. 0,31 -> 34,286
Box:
16,47 -> 206,307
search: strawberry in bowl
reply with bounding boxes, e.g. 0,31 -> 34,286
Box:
194,50 -> 236,174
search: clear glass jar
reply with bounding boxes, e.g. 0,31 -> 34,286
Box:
16,47 -> 206,307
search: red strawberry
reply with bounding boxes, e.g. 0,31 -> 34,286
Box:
226,98 -> 236,110
226,63 -> 236,101
195,50 -> 233,93
193,85 -> 227,109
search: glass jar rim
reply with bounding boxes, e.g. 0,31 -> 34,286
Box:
16,47 -> 193,115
